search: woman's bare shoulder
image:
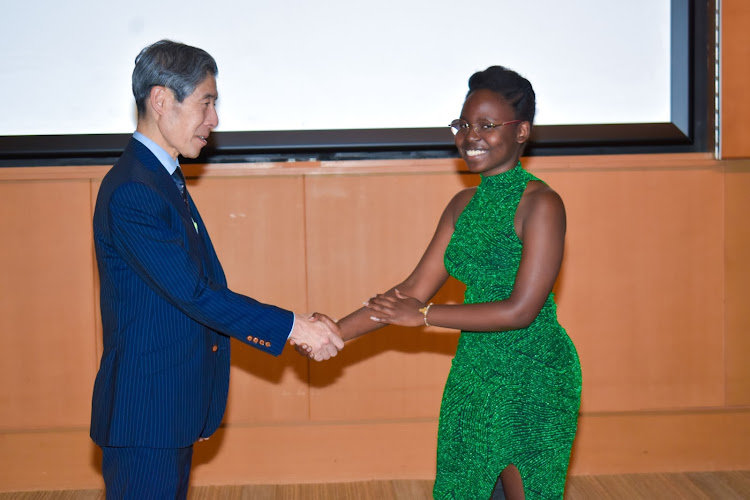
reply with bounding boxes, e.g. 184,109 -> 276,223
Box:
523,180 -> 563,208
445,186 -> 477,220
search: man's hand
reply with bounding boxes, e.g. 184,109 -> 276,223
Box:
289,313 -> 344,361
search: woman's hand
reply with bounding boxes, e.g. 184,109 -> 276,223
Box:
365,289 -> 426,327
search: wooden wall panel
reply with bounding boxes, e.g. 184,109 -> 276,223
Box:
186,173 -> 311,424
303,173 -> 469,421
303,160 -> 726,420
721,0 -> 750,158
570,410 -> 750,475
0,430 -> 103,491
7,410 -> 750,491
724,160 -> 750,405
190,421 -> 438,485
0,180 -> 98,430
534,165 -> 725,412
0,152 -> 749,492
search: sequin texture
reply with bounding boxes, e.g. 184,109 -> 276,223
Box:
435,163 -> 582,499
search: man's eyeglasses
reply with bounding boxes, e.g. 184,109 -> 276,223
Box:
449,119 -> 522,137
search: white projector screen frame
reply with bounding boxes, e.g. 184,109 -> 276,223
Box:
0,0 -> 710,162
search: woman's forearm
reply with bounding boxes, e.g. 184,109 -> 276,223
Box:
337,306 -> 388,341
337,283 -> 422,341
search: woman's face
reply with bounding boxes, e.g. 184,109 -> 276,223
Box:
455,89 -> 530,176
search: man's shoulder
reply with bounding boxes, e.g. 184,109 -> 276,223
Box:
97,139 -> 161,208
105,139 -> 158,183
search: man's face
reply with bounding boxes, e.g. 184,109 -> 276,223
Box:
160,74 -> 218,159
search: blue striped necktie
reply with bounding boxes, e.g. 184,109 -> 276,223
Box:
171,167 -> 189,209
171,167 -> 198,233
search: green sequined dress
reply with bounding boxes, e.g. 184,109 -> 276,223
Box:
434,163 -> 582,500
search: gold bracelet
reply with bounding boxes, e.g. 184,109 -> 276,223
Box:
418,303 -> 434,326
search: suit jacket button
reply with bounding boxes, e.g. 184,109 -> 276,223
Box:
247,336 -> 253,342
253,337 -> 259,343
212,345 -> 218,352
266,341 -> 271,348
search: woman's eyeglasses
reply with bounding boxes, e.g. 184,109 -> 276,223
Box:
449,119 -> 521,137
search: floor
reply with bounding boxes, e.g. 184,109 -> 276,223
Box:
1,471 -> 749,499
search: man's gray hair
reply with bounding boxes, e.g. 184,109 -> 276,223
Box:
132,40 -> 218,117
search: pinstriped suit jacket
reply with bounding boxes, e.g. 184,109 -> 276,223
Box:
90,138 -> 294,448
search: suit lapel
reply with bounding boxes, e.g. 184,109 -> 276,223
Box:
129,139 -> 209,267
131,141 -> 192,222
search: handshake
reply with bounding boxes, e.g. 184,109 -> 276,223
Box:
288,312 -> 345,361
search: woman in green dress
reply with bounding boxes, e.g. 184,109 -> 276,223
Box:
327,66 -> 582,499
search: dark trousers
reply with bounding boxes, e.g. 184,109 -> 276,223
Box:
101,445 -> 193,499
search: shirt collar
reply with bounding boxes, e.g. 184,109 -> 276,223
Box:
133,131 -> 180,175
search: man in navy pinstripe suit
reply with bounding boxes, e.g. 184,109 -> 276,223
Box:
90,40 -> 343,499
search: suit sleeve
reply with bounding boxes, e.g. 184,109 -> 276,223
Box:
108,181 -> 293,355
